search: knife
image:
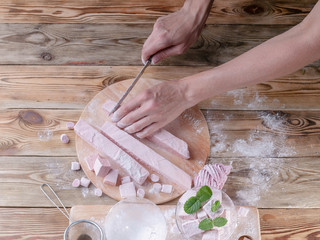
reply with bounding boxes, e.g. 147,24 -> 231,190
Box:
109,56 -> 153,116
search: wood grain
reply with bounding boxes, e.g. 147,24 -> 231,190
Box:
0,208 -> 319,240
1,156 -> 320,208
0,0 -> 315,25
0,66 -> 320,110
0,23 -> 318,66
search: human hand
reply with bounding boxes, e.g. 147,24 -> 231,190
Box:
142,0 -> 213,64
111,80 -> 194,138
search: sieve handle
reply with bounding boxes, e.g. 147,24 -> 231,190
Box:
40,183 -> 71,221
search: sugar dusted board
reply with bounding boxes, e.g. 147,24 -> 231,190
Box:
75,78 -> 210,204
70,205 -> 261,240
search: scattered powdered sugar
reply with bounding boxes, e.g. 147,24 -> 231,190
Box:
162,207 -> 184,240
37,128 -> 53,141
182,110 -> 202,134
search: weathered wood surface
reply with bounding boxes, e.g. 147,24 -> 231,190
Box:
0,66 -> 320,110
1,156 -> 320,208
0,0 -> 316,25
0,23 -> 319,66
1,208 -> 319,240
1,109 -> 320,158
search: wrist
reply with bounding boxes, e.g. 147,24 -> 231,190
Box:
182,0 -> 213,22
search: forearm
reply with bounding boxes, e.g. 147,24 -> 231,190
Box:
182,0 -> 214,25
182,5 -> 320,105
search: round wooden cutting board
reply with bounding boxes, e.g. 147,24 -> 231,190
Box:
75,78 -> 210,204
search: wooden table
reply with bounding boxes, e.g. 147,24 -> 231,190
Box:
0,0 -> 320,239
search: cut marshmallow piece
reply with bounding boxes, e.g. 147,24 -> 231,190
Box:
85,153 -> 98,171
60,134 -> 70,144
72,179 -> 80,188
94,188 -> 103,197
80,177 -> 91,188
137,188 -> 145,198
179,189 -> 197,204
181,219 -> 204,238
197,209 -> 207,221
161,184 -> 173,194
238,206 -> 250,217
153,183 -> 162,193
94,155 -> 112,178
150,174 -> 160,182
202,230 -> 219,240
119,182 -> 136,198
103,169 -> 119,186
71,162 -> 81,171
66,122 -> 75,130
74,120 -> 149,185
203,198 -> 224,219
121,176 -> 131,185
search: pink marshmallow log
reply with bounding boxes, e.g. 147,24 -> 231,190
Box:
103,169 -> 119,186
80,177 -> 91,188
121,176 -> 131,184
72,179 -> 81,188
94,188 -> 103,197
71,162 -> 81,171
161,184 -> 173,194
137,188 -> 145,198
60,134 -> 70,144
150,174 -> 160,182
66,122 -> 75,130
119,182 -> 136,199
85,153 -> 98,171
94,155 -> 112,178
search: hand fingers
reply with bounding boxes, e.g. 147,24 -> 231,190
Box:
124,115 -> 155,134
152,44 -> 186,64
116,102 -> 151,128
112,95 -> 145,122
135,122 -> 163,138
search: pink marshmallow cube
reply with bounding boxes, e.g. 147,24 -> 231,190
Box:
85,153 -> 98,171
71,162 -> 81,171
121,176 -> 131,185
80,177 -> 91,188
161,184 -> 173,194
179,189 -> 197,204
94,155 -> 112,178
238,206 -> 250,217
197,209 -> 207,221
202,230 -> 219,240
137,188 -> 145,198
94,188 -> 103,197
66,122 -> 75,130
60,134 -> 70,144
119,182 -> 136,198
72,179 -> 80,188
203,198 -> 224,219
103,169 -> 119,186
181,219 -> 204,238
150,174 -> 160,182
153,183 -> 162,193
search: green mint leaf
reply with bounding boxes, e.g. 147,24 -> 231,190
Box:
213,217 -> 228,227
198,218 -> 214,231
196,185 -> 212,203
211,200 -> 221,212
184,196 -> 201,214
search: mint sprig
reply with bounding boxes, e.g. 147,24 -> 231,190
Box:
198,217 -> 228,230
196,186 -> 212,203
184,196 -> 201,214
211,200 -> 221,212
183,185 -> 212,214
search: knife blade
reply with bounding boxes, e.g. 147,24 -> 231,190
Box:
109,56 -> 152,116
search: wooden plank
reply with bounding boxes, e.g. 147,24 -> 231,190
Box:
0,66 -> 319,110
0,0 -> 315,25
0,23 -> 318,66
0,208 -> 319,240
1,156 -> 320,208
1,109 -> 320,157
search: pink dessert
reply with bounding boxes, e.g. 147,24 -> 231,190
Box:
181,219 -> 204,238
66,122 -> 75,130
94,155 -> 112,178
161,184 -> 173,194
74,120 -> 149,185
103,99 -> 190,159
119,182 -> 136,198
85,153 -> 98,171
94,188 -> 103,197
100,121 -> 192,191
60,134 -> 70,144
72,179 -> 80,188
71,162 -> 81,171
137,188 -> 145,198
80,177 -> 90,188
103,169 -> 119,186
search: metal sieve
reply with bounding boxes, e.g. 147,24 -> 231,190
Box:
40,183 -> 104,240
